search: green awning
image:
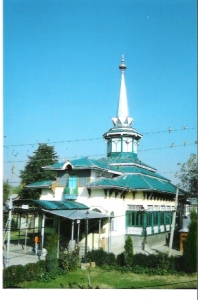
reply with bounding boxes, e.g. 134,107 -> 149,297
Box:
43,209 -> 110,220
13,199 -> 88,210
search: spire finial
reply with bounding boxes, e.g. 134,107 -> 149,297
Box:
119,54 -> 126,70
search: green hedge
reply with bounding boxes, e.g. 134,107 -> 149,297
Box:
24,260 -> 47,281
86,248 -> 117,266
2,249 -> 189,287
132,253 -> 185,272
3,260 -> 47,288
3,248 -> 80,288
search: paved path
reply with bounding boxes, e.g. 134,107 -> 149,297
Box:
144,243 -> 182,256
3,243 -> 46,269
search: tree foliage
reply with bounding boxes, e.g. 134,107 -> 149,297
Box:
19,143 -> 58,199
3,180 -> 11,203
183,209 -> 197,273
175,153 -> 197,196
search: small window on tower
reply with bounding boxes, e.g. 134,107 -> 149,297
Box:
133,140 -> 138,153
123,138 -> 132,152
112,139 -> 121,152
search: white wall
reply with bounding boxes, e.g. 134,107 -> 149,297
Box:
39,187 -> 64,201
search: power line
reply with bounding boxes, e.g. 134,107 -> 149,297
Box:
3,126 -> 195,148
139,142 -> 196,152
3,140 -> 197,164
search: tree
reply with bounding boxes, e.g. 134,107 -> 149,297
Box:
3,180 -> 11,203
175,153 -> 197,197
12,185 -> 22,195
183,209 -> 197,273
3,181 -> 22,203
124,236 -> 134,266
45,232 -> 59,275
19,143 -> 58,199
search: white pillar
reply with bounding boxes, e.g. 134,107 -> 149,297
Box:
71,220 -> 74,240
18,214 -> 21,245
57,217 -> 60,258
5,206 -> 12,267
41,213 -> 45,251
98,219 -> 101,249
108,217 -> 111,253
77,220 -> 80,244
109,217 -> 111,253
169,187 -> 179,256
25,214 -> 28,253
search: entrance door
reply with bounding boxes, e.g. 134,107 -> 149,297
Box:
101,237 -> 105,250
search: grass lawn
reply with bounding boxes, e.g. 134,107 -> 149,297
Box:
19,267 -> 197,289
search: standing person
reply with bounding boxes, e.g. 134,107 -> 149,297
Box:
34,235 -> 40,254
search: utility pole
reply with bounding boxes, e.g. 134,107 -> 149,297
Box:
5,153 -> 17,267
169,187 -> 179,256
85,210 -> 89,263
5,186 -> 13,267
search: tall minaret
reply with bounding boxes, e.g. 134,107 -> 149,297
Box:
103,55 -> 142,159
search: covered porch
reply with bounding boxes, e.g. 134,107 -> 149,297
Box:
7,199 -> 111,259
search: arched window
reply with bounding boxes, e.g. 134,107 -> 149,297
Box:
92,208 -> 102,213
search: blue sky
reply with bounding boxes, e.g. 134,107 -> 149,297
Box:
3,0 -> 197,186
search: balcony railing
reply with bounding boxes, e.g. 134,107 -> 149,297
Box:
63,187 -> 78,200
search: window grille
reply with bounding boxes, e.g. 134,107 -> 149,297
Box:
127,205 -> 142,211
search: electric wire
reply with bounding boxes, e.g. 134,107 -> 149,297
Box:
3,126 -> 195,148
3,141 -> 197,164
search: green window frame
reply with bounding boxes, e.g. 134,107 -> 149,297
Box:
126,211 -> 143,227
126,211 -> 174,227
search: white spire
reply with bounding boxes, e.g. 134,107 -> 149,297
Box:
112,55 -> 133,127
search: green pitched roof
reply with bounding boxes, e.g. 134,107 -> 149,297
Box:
40,156 -> 186,196
87,174 -> 186,196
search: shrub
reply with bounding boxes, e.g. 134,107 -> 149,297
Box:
3,264 -> 25,288
183,209 -> 197,273
3,260 -> 48,288
86,248 -> 116,266
59,247 -> 80,271
124,236 -> 134,266
133,253 -> 178,271
45,232 -> 59,275
24,260 -> 47,281
133,253 -> 149,268
116,252 -> 125,266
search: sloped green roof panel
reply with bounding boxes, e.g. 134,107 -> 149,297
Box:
87,174 -> 186,195
114,174 -> 149,189
25,180 -> 55,188
140,176 -> 176,193
13,199 -> 88,210
47,162 -> 66,169
70,157 -> 96,167
42,162 -> 66,170
87,177 -> 118,188
33,200 -> 88,210
109,165 -> 168,180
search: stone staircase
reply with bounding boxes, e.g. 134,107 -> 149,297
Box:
78,244 -> 90,259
